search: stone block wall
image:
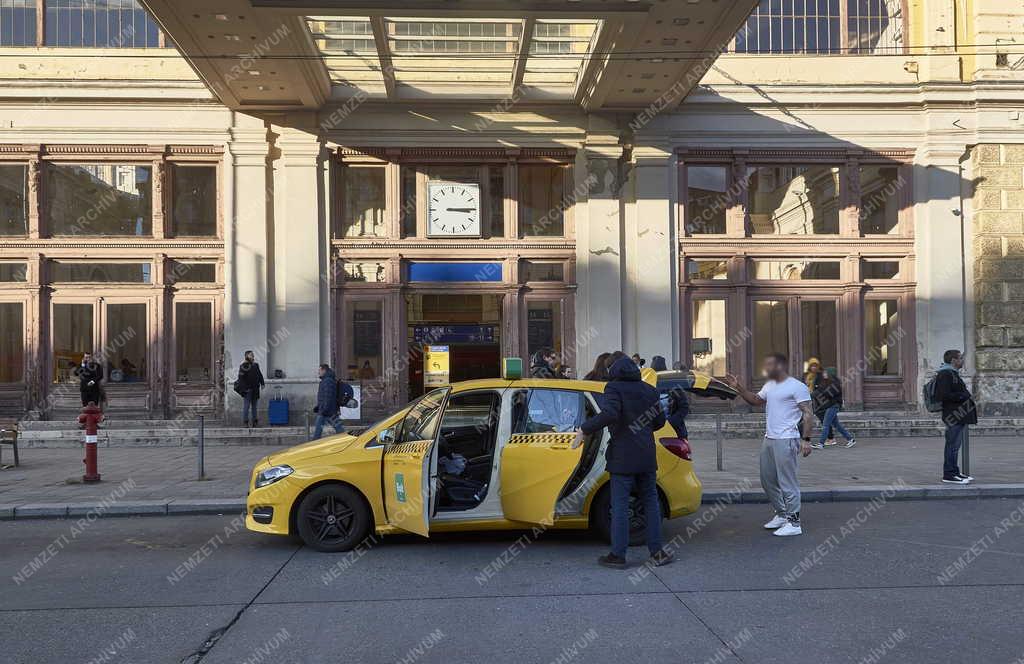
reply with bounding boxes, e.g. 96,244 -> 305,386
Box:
973,144 -> 1024,415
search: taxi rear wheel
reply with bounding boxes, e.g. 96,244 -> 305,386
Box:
295,485 -> 371,553
591,488 -> 665,547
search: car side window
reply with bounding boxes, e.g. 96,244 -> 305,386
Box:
399,388 -> 447,443
516,389 -> 584,434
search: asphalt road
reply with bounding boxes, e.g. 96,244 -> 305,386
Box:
2,499 -> 1024,664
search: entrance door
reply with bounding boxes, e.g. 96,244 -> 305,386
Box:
381,388 -> 448,536
499,388 -> 587,525
49,298 -> 151,416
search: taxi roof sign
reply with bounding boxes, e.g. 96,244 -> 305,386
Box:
501,357 -> 522,380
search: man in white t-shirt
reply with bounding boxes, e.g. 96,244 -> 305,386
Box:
725,353 -> 814,536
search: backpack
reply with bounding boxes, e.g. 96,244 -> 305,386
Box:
922,373 -> 944,413
335,379 -> 356,410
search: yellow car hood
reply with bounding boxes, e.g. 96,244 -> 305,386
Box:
268,433 -> 360,466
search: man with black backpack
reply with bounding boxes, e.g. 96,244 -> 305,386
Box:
312,363 -> 348,440
930,350 -> 977,484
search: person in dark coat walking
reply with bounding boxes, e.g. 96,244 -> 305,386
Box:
312,364 -> 345,440
664,383 -> 689,440
237,350 -> 265,428
574,355 -> 672,568
934,349 -> 977,484
810,369 -> 855,449
74,352 -> 104,408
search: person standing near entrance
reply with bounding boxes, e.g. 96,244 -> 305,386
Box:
934,349 -> 977,484
574,355 -> 673,568
74,351 -> 104,408
530,348 -> 560,379
312,364 -> 346,440
725,353 -> 814,537
236,350 -> 265,428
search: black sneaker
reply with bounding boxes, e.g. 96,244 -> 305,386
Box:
598,553 -> 627,569
942,476 -> 969,484
649,550 -> 674,567
956,473 -> 974,482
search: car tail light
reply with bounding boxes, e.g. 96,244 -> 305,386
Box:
660,437 -> 691,461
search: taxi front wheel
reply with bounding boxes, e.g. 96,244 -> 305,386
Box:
295,485 -> 372,553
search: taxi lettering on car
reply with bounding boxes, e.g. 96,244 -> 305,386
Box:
246,362 -> 737,552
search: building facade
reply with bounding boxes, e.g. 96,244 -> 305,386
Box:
0,0 -> 1020,421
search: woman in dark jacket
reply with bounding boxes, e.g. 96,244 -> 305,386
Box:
237,350 -> 265,427
584,352 -> 612,381
576,356 -> 671,569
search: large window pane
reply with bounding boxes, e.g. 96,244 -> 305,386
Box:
859,165 -> 901,234
753,300 -> 789,364
0,0 -> 37,46
175,302 -> 213,382
800,301 -> 837,374
691,299 -> 726,375
0,164 -> 28,236
527,300 -> 562,361
349,300 -> 383,381
865,299 -> 900,375
47,164 -> 152,236
172,166 -> 217,236
50,262 -> 151,283
687,259 -> 728,280
53,303 -> 93,382
753,260 -> 840,279
862,260 -> 901,279
686,166 -> 728,234
522,261 -> 564,282
44,0 -> 161,47
0,302 -> 24,382
748,165 -> 839,235
0,262 -> 26,282
168,262 -> 216,284
106,304 -> 147,381
340,167 -> 386,238
519,165 -> 565,237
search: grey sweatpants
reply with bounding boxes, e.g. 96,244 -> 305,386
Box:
760,437 -> 801,520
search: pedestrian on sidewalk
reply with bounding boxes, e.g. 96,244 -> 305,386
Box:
74,351 -> 104,408
725,353 -> 814,537
810,368 -> 855,449
312,364 -> 346,440
934,350 -> 977,484
574,355 -> 673,568
236,350 -> 265,428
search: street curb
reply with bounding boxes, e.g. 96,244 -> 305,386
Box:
3,485 -> 1023,521
701,484 -> 1024,505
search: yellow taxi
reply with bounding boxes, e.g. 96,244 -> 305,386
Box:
245,364 -> 737,552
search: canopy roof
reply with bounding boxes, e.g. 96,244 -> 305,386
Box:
140,0 -> 757,111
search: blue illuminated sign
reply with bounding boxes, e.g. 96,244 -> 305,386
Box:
407,262 -> 502,282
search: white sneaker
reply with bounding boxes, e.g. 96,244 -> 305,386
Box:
763,515 -> 788,529
773,522 -> 803,537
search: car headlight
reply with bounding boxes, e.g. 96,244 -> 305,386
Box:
255,465 -> 294,489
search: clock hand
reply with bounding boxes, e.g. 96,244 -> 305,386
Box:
445,207 -> 475,212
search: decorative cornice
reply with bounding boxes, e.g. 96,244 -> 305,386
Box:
334,241 -> 574,251
337,146 -> 575,162
167,145 -> 224,155
0,241 -> 224,249
678,148 -> 915,163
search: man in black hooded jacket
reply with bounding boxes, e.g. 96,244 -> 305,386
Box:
575,355 -> 672,568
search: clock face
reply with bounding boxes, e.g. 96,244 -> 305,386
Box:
428,182 -> 481,237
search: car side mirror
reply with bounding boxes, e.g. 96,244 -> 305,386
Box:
378,428 -> 396,445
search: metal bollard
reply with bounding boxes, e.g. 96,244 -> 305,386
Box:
715,412 -> 724,471
197,414 -> 205,480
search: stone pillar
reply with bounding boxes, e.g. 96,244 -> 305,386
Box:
270,123 -> 325,413
574,138 -> 625,370
972,144 -> 1024,414
914,146 -> 970,407
223,113 -> 270,422
630,145 -> 678,363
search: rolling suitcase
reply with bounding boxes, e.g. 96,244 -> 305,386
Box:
268,387 -> 289,426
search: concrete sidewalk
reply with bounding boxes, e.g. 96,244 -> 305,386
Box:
1,435 -> 1022,519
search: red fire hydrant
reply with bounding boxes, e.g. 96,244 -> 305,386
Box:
78,402 -> 103,483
